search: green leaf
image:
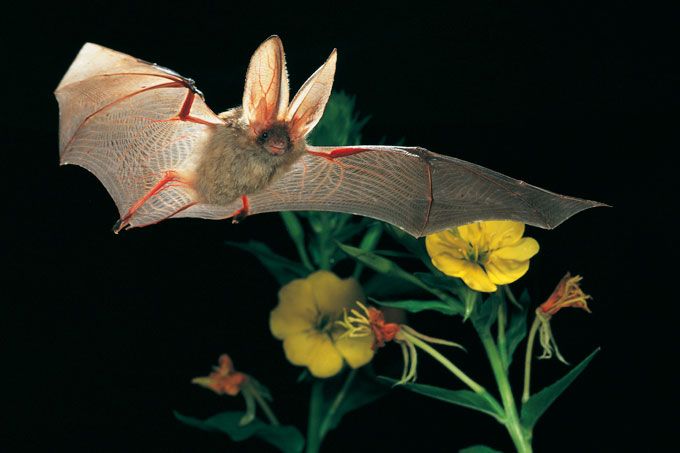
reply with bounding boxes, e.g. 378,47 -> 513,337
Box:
307,91 -> 368,147
384,224 -> 432,266
226,240 -> 308,285
521,348 -> 600,430
373,298 -> 464,316
320,368 -> 389,436
414,272 -> 465,295
505,289 -> 530,367
459,445 -> 502,453
338,243 -> 431,291
378,377 -> 504,421
363,273 -> 425,298
174,411 -> 304,453
279,212 -> 314,271
471,290 -> 498,331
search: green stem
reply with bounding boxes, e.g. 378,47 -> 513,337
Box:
402,331 -> 504,420
306,380 -> 324,453
478,328 -> 532,453
319,369 -> 357,437
243,380 -> 280,426
280,212 -> 314,271
497,302 -> 508,369
522,317 -> 541,403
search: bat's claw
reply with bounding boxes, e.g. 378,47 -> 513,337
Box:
112,218 -> 129,234
231,213 -> 247,224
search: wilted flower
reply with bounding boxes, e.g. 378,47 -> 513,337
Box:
426,221 -> 539,292
337,302 -> 465,386
192,354 -> 248,396
535,273 -> 592,363
270,271 -> 375,378
192,354 -> 279,426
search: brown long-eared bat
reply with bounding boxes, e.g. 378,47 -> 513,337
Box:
55,36 -> 603,237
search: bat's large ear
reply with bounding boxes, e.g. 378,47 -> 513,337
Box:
242,36 -> 290,133
285,49 -> 337,141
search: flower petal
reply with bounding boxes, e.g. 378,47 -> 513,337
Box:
425,230 -> 467,259
457,222 -> 484,246
431,253 -> 469,278
493,237 -> 539,261
333,334 -> 375,369
482,221 -> 525,250
460,262 -> 497,292
270,278 -> 317,339
308,270 -> 365,315
283,331 -> 343,378
485,256 -> 531,285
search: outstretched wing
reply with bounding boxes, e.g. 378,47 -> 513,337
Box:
239,145 -> 603,237
55,43 -> 223,230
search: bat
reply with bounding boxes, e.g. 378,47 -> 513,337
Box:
55,36 -> 603,237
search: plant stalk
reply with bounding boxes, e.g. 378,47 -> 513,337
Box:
479,328 -> 532,453
319,369 -> 357,437
402,330 -> 505,420
522,316 -> 541,403
306,380 -> 324,453
497,302 -> 508,369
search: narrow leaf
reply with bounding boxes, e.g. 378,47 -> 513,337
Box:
363,273 -> 425,298
338,243 -> 430,291
378,377 -> 504,420
226,240 -> 308,285
384,224 -> 432,266
321,369 -> 389,435
373,298 -> 464,316
174,411 -> 304,453
505,289 -> 530,367
521,348 -> 600,430
415,272 -> 465,295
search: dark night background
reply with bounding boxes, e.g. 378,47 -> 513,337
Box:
3,1 -> 676,451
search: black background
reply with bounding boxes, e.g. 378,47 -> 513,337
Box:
4,1 -> 676,451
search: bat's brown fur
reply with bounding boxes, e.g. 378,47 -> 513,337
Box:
194,108 -> 306,205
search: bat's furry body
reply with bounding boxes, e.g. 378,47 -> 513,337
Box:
196,108 -> 305,205
55,37 -> 602,237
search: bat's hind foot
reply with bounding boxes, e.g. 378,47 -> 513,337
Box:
231,195 -> 250,224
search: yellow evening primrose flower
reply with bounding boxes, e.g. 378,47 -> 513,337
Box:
269,271 -> 375,378
426,220 -> 540,292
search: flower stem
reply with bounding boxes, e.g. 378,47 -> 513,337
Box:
497,302 -> 508,369
478,328 -> 532,453
404,331 -> 482,393
306,380 -> 324,453
319,368 -> 357,437
402,330 -> 504,420
244,381 -> 280,426
522,316 -> 541,403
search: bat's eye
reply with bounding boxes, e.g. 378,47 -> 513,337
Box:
258,131 -> 269,143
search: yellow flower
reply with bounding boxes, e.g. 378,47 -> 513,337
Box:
426,221 -> 539,292
269,271 -> 375,378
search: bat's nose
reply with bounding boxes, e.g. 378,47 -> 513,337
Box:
269,140 -> 288,155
